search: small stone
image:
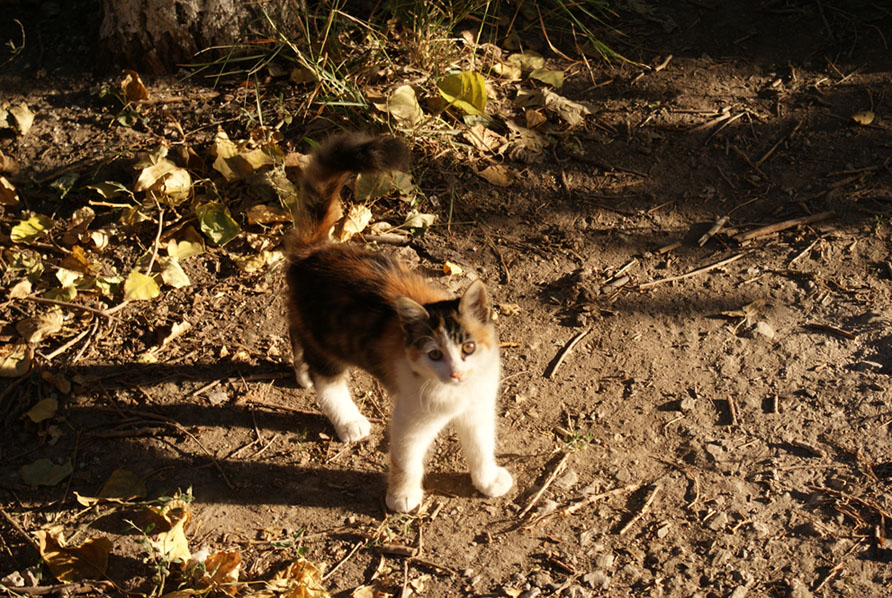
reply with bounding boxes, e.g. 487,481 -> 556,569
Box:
519,589 -> 542,598
656,523 -> 671,539
789,578 -> 813,598
536,499 -> 560,516
206,390 -> 228,406
707,511 -> 729,531
583,570 -> 610,589
729,586 -> 749,598
615,467 -> 632,483
566,584 -> 592,598
595,552 -> 615,569
705,443 -> 725,461
754,321 -> 775,339
462,568 -> 474,578
1,571 -> 25,588
679,397 -> 696,412
555,469 -> 579,490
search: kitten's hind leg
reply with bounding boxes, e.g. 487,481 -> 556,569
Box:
288,323 -> 313,389
453,410 -> 513,498
312,371 -> 371,443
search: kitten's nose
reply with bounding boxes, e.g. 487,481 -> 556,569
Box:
451,371 -> 464,381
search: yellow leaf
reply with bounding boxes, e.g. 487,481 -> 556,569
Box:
233,249 -> 284,273
0,342 -> 32,377
37,531 -> 112,582
124,270 -> 161,301
159,256 -> 191,289
0,175 -> 19,205
508,51 -> 545,71
121,69 -> 149,103
852,110 -> 874,125
151,501 -> 192,565
246,204 -> 291,225
11,214 -> 53,243
24,398 -> 58,423
166,226 -> 206,259
437,71 -> 487,115
492,61 -> 522,80
529,68 -> 564,88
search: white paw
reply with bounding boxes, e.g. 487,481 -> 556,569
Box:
386,486 -> 424,512
333,416 -> 371,443
473,466 -> 513,498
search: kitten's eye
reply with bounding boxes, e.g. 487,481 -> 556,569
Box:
428,349 -> 443,361
462,341 -> 476,355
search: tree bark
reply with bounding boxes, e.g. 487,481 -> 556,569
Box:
99,0 -> 306,75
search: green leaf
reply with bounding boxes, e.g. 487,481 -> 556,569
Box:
196,202 -> 241,246
508,51 -> 545,71
20,458 -> 73,486
24,398 -> 58,423
437,72 -> 487,115
11,214 -> 53,243
50,172 -> 79,199
123,270 -> 160,301
87,181 -> 129,200
529,68 -> 564,88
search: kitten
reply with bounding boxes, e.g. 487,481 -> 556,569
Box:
285,133 -> 513,512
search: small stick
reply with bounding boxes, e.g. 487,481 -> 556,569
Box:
0,506 -> 39,550
619,484 -> 661,535
657,241 -> 681,254
545,329 -> 591,379
702,112 -> 745,146
518,452 -> 571,519
363,233 -> 411,246
44,327 -> 92,361
698,215 -> 730,246
733,211 -> 834,243
653,54 -> 673,72
826,164 -> 883,176
727,395 -> 739,426
813,542 -> 863,593
479,224 -> 511,285
322,540 -> 365,581
524,483 -> 641,529
731,145 -> 767,179
790,238 -> 822,265
145,208 -> 165,275
804,323 -> 857,340
21,296 -> 113,319
639,253 -> 746,289
689,110 -> 732,133
755,120 -> 802,167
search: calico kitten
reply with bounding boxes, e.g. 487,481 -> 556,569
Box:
285,133 -> 513,512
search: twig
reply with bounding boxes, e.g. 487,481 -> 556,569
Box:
733,211 -> 834,243
727,395 -> 739,426
322,540 -> 366,581
72,321 -> 100,363
702,112 -> 745,146
755,120 -> 802,167
518,452 -> 571,519
524,483 -> 641,529
731,145 -> 767,179
804,323 -> 857,340
790,238 -> 822,266
639,253 -> 746,289
20,296 -> 113,319
653,54 -> 673,72
698,216 -> 729,246
619,484 -> 661,535
0,506 -> 38,550
0,582 -> 115,596
145,208 -> 165,275
479,224 -> 511,285
544,329 -> 591,379
44,326 -> 92,361
363,233 -> 411,246
688,109 -> 731,133
813,541 -> 863,593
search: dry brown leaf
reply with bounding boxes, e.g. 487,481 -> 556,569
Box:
9,279 -> 32,299
463,124 -> 505,152
336,204 -> 372,242
524,109 -> 547,129
0,175 -> 19,205
37,530 -> 112,583
505,120 -> 548,162
8,102 -> 35,135
477,165 -> 516,187
121,69 -> 149,103
247,204 -> 291,225
0,149 -> 19,174
542,89 -> 592,127
16,309 -> 64,345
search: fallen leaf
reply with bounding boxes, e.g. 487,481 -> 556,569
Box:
852,110 -> 874,125
0,175 -> 19,205
50,172 -> 79,200
9,279 -> 32,299
477,165 -> 516,187
196,202 -> 241,246
463,124 -> 505,152
55,267 -> 82,288
0,149 -> 19,174
92,275 -> 124,299
8,102 -> 35,135
158,320 -> 192,349
211,131 -> 282,181
542,89 -> 592,126
191,550 -> 242,595
290,66 -> 316,84
24,398 -> 58,423
37,531 -> 112,582
379,84 -> 425,128
20,458 -> 73,486
134,146 -> 192,205
443,261 -> 463,276
403,210 -> 437,230
233,249 -> 284,274
124,270 -> 161,301
438,71 -> 487,115
87,181 -> 129,200
166,226 -> 206,259
508,51 -> 545,71
121,69 -> 149,103
41,371 -> 71,394
529,68 -> 564,88
247,203 -> 291,225
159,256 -> 191,289
492,61 -> 522,80
336,204 -> 372,242
524,109 -> 547,129
11,214 -> 53,243
150,498 -> 192,565
0,343 -> 32,377
498,303 -> 522,316
505,120 -> 548,161
245,558 -> 330,598
16,309 -> 64,345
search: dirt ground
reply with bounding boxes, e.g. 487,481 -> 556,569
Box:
2,1 -> 892,597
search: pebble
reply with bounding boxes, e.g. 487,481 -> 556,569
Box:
705,443 -> 725,461
206,389 -> 228,406
789,578 -> 813,598
595,552 -> 615,569
656,523 -> 671,539
729,587 -> 749,598
679,397 -> 696,412
707,512 -> 729,533
583,570 -> 610,589
519,589 -> 542,598
754,321 -> 775,339
615,467 -> 633,483
566,584 -> 592,598
555,469 -> 579,490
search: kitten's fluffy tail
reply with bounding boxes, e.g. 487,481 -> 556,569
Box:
288,133 -> 409,249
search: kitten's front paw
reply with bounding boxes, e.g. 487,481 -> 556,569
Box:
333,416 -> 371,443
473,466 -> 513,498
386,486 -> 424,512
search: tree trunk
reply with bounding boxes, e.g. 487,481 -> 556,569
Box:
99,0 -> 305,75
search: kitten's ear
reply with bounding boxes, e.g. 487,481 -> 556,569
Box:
459,279 -> 492,324
394,297 -> 430,336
